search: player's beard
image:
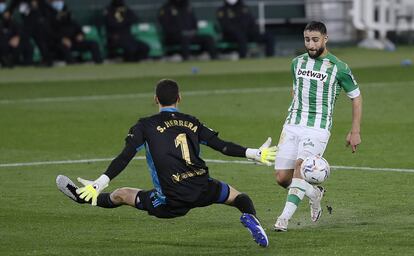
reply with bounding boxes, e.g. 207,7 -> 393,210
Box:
307,46 -> 325,59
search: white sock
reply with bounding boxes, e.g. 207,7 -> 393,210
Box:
279,202 -> 297,220
279,178 -> 306,220
303,181 -> 319,201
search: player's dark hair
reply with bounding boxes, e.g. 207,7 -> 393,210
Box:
156,79 -> 179,106
304,21 -> 327,35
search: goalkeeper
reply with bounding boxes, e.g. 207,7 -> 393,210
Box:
57,79 -> 276,248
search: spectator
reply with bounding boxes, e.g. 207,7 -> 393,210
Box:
158,0 -> 217,60
0,0 -> 33,67
4,0 -> 54,66
104,0 -> 149,62
217,0 -> 275,58
49,0 -> 102,64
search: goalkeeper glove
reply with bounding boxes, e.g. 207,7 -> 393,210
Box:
76,174 -> 110,206
245,137 -> 277,166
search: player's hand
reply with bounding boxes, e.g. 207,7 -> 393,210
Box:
246,137 -> 277,166
346,131 -> 361,153
76,183 -> 98,206
76,175 -> 110,206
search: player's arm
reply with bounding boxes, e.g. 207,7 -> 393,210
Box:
76,123 -> 144,205
347,94 -> 362,153
200,126 -> 276,166
338,64 -> 362,153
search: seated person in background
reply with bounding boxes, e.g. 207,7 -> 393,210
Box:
4,0 -> 54,66
104,0 -> 149,62
217,0 -> 275,58
158,0 -> 217,60
49,0 -> 102,64
0,0 -> 33,67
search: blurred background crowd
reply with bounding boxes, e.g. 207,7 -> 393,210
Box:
0,0 -> 413,68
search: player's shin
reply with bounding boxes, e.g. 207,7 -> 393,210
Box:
96,193 -> 121,208
233,193 -> 256,215
303,181 -> 319,201
279,178 -> 306,220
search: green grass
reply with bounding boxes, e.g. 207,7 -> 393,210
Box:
1,47 -> 414,255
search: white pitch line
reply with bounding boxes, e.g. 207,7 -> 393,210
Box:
1,80 -> 413,105
0,157 -> 413,173
0,87 -> 289,104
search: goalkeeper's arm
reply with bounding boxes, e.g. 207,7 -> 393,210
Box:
104,143 -> 137,180
205,136 -> 276,166
76,143 -> 137,206
205,136 -> 247,157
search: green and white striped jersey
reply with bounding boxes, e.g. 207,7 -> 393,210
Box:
285,52 -> 360,130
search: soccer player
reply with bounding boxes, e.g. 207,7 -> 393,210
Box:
273,21 -> 362,231
57,79 -> 277,247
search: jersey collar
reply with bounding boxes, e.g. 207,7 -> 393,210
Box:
160,107 -> 179,112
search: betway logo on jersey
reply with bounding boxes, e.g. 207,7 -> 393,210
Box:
297,69 -> 328,82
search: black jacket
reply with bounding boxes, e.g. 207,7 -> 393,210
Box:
158,0 -> 197,38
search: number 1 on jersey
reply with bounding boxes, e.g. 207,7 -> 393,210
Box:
175,133 -> 192,164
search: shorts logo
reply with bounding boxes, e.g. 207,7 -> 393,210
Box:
303,139 -> 315,148
297,69 -> 328,82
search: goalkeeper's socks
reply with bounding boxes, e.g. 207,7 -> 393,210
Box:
279,178 -> 306,220
97,193 -> 121,208
233,193 -> 256,215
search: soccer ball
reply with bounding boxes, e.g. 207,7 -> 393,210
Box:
300,155 -> 330,184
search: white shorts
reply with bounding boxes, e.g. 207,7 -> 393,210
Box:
274,124 -> 331,170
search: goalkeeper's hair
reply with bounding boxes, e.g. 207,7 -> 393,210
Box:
156,79 -> 179,106
304,21 -> 327,35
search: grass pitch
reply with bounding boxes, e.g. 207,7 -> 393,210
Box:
1,47 -> 414,255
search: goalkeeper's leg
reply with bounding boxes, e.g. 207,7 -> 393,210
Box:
56,175 -> 141,208
224,185 -> 269,247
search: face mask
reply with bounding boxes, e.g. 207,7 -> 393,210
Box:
51,1 -> 64,12
226,0 -> 238,5
0,3 -> 6,14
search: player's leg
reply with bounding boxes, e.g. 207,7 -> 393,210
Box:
275,127 -> 330,231
223,184 -> 269,247
104,187 -> 142,207
274,159 -> 306,231
56,175 -> 141,208
274,125 -> 298,188
273,125 -> 298,231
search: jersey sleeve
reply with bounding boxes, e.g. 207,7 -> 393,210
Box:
125,121 -> 145,150
103,121 -> 145,180
198,123 -> 219,144
337,64 -> 360,99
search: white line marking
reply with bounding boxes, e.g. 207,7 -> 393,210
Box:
0,87 -> 289,104
1,80 -> 413,105
0,157 -> 413,173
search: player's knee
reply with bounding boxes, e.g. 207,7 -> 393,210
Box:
110,188 -> 129,204
274,171 -> 292,188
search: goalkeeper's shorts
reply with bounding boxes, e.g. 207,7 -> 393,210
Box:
135,178 -> 230,219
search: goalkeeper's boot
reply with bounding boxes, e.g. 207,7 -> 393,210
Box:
240,213 -> 269,247
56,175 -> 87,204
273,217 -> 288,232
309,186 -> 325,222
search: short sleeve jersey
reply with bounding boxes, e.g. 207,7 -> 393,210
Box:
285,52 -> 360,130
125,109 -> 218,206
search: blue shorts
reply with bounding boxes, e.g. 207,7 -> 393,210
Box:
135,178 -> 230,219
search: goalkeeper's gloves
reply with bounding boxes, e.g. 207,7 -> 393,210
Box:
245,137 -> 277,166
76,174 -> 110,206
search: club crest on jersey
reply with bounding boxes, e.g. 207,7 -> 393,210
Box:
297,69 -> 328,82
